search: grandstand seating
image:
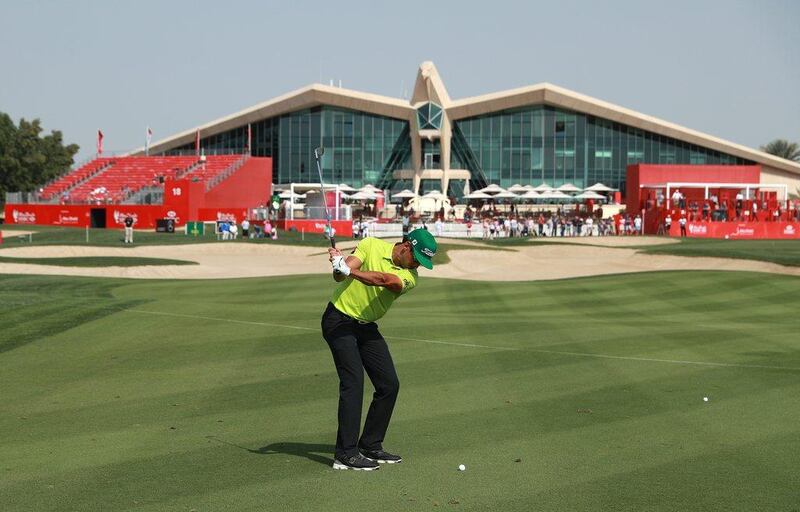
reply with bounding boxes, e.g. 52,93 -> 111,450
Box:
45,155 -> 247,204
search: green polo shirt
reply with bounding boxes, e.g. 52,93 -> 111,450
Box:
331,237 -> 418,322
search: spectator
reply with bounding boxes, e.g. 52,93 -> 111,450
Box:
242,219 -> 250,238
263,220 -> 273,240
679,215 -> 687,237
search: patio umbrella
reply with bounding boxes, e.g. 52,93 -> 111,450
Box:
574,191 -> 606,200
476,183 -> 506,194
508,184 -> 527,193
557,183 -> 582,193
584,182 -> 616,192
337,183 -> 357,192
519,190 -> 541,199
349,191 -> 377,200
359,184 -> 382,194
522,184 -> 536,191
423,190 -> 448,201
532,183 -> 554,192
493,191 -> 519,199
463,191 -> 492,199
391,189 -> 417,200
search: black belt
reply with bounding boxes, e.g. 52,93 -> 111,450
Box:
327,302 -> 372,324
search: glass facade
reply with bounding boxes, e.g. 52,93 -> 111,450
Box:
452,106 -> 753,193
166,102 -> 754,196
168,107 -> 410,188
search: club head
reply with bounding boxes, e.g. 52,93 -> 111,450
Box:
314,147 -> 325,159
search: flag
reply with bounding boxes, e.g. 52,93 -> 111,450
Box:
97,130 -> 104,155
195,129 -> 200,156
145,127 -> 153,155
246,123 -> 252,154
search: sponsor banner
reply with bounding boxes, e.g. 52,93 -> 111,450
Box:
197,208 -> 249,223
3,204 -> 189,229
670,221 -> 800,239
278,219 -> 354,237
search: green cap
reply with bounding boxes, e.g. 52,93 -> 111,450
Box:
406,229 -> 437,269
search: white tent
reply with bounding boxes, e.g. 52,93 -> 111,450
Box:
522,184 -> 536,191
557,183 -> 582,193
338,183 -> 357,192
584,182 -> 616,192
533,183 -> 554,192
508,184 -> 527,193
519,190 -> 541,199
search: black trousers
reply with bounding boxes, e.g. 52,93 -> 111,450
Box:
321,302 -> 399,459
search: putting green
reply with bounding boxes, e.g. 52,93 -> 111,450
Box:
1,271 -> 798,511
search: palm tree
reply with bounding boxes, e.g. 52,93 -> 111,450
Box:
760,139 -> 800,162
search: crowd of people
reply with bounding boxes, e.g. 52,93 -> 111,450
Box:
658,189 -> 800,224
217,218 -> 278,240
473,212 -> 624,238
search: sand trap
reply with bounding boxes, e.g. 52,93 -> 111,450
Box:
0,240 -> 797,281
528,236 -> 679,247
1,229 -> 36,238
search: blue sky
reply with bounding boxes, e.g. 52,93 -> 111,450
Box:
1,0 -> 798,163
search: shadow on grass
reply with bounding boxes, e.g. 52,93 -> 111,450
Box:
207,436 -> 334,467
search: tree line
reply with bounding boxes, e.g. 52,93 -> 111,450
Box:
0,111 -> 79,205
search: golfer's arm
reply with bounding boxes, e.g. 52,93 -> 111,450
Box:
334,255 -> 402,292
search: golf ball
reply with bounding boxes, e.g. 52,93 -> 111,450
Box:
458,464 -> 466,471
703,397 -> 709,402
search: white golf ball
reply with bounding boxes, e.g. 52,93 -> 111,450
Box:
458,464 -> 466,471
703,397 -> 709,402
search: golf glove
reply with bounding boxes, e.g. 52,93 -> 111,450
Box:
332,256 -> 351,276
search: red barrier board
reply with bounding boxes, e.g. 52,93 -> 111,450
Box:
278,219 -> 354,237
197,208 -> 250,223
670,221 -> 800,239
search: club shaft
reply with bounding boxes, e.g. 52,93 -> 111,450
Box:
314,148 -> 335,248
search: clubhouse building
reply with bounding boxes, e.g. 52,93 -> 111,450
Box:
144,61 -> 800,200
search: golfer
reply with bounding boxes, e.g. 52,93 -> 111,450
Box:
322,229 -> 437,471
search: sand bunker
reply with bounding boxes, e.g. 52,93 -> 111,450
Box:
0,238 -> 797,281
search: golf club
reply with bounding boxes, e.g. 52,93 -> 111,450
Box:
313,146 -> 336,249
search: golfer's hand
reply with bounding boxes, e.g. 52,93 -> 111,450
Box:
331,256 -> 351,276
328,248 -> 344,262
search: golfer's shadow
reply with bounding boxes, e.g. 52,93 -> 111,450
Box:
253,442 -> 335,467
207,436 -> 334,467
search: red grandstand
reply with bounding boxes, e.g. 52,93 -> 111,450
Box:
626,164 -> 800,239
4,154 -> 272,229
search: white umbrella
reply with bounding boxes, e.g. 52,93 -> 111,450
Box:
463,191 -> 492,199
423,190 -> 448,200
338,183 -> 357,192
584,182 -> 616,192
557,183 -> 582,193
508,184 -> 527,193
574,191 -> 606,200
477,183 -> 506,194
493,191 -> 519,199
392,189 -> 417,199
520,190 -> 541,199
349,191 -> 377,200
538,190 -> 572,200
533,183 -> 554,192
522,184 -> 536,191
360,184 -> 382,193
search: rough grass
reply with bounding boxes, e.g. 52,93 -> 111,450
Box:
1,271 -> 798,511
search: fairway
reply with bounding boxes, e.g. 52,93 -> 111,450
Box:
1,271 -> 799,511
